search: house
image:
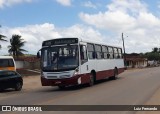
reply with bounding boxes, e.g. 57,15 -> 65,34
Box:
14,56 -> 40,70
125,54 -> 148,68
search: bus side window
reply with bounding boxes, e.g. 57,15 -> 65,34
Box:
87,43 -> 95,59
108,47 -> 114,59
80,45 -> 88,64
118,48 -> 122,58
95,44 -> 102,59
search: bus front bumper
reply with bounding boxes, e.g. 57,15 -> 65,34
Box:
41,75 -> 81,86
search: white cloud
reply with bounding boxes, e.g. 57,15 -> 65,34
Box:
0,23 -> 104,55
56,0 -> 72,6
0,23 -> 61,55
0,0 -> 33,8
83,1 -> 97,9
107,0 -> 147,14
58,24 -> 104,41
79,0 -> 160,53
79,11 -> 136,32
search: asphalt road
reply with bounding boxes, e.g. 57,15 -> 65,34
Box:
0,67 -> 160,114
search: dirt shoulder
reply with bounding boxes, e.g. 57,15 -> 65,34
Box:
136,86 -> 160,114
23,75 -> 41,91
0,75 -> 41,100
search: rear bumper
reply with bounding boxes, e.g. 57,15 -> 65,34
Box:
41,75 -> 80,86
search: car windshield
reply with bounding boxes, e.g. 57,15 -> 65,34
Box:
41,45 -> 79,72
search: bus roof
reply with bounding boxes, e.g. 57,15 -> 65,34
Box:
79,38 -> 122,49
42,37 -> 122,49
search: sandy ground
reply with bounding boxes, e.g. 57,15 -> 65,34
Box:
136,87 -> 160,114
23,75 -> 41,90
1,69 -> 160,114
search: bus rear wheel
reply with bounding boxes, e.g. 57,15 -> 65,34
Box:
88,73 -> 95,86
109,68 -> 118,80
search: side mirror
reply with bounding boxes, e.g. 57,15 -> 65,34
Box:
37,51 -> 41,58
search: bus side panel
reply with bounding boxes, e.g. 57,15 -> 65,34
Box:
96,69 -> 114,80
80,73 -> 90,84
80,60 -> 97,75
118,68 -> 125,74
80,59 -> 124,81
96,59 -> 124,79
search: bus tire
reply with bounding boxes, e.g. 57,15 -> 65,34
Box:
58,85 -> 66,90
110,68 -> 118,80
88,73 -> 95,86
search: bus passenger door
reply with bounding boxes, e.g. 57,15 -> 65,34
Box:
80,45 -> 88,73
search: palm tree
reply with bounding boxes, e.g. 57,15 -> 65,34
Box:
0,25 -> 7,49
8,34 -> 28,57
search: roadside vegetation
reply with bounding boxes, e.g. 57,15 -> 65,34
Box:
8,34 -> 28,58
143,47 -> 160,61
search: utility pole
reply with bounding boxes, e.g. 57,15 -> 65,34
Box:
122,33 -> 126,69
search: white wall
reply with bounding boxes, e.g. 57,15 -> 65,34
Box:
15,61 -> 24,69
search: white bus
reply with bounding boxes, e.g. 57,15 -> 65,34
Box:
37,38 -> 124,89
0,56 -> 16,71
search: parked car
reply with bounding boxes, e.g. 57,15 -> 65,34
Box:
0,70 -> 23,91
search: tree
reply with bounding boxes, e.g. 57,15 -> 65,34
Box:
144,47 -> 160,61
8,35 -> 27,57
152,47 -> 158,53
145,52 -> 160,61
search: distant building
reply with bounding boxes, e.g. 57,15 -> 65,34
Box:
125,54 -> 148,68
14,56 -> 40,69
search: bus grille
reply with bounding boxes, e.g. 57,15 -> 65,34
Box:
60,75 -> 70,78
47,76 -> 58,79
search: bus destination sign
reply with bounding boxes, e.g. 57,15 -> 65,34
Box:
42,38 -> 78,46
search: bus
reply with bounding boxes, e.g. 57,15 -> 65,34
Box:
0,56 -> 16,71
37,38 -> 124,89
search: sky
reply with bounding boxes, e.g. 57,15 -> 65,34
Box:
0,0 -> 160,55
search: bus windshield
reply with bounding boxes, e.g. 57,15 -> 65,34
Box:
41,45 -> 79,72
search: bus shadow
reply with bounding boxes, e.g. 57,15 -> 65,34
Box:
57,77 -> 123,91
94,76 -> 123,85
38,77 -> 124,92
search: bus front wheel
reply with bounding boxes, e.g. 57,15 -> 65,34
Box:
58,85 -> 66,90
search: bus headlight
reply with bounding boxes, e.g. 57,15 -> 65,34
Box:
78,77 -> 81,84
73,68 -> 79,76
